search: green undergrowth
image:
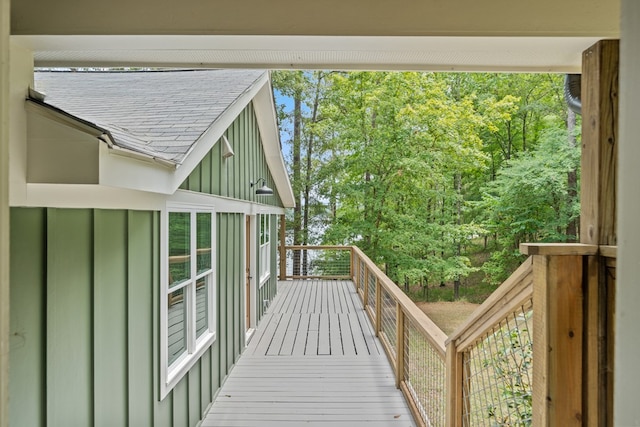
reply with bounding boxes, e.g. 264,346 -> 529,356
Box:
404,245 -> 500,304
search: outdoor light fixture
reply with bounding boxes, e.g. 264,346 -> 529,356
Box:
221,135 -> 235,158
251,178 -> 274,195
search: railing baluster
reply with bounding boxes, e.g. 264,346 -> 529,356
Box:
363,265 -> 369,309
396,303 -> 405,388
375,275 -> 381,336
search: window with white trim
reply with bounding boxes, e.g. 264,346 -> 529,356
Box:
259,214 -> 270,285
161,205 -> 216,398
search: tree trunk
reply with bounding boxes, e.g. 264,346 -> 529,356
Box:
566,108 -> 579,241
292,90 -> 302,276
301,73 -> 323,275
453,173 -> 462,300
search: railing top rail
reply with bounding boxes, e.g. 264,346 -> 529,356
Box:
285,245 -> 352,251
350,245 -> 447,357
600,245 -> 617,259
447,256 -> 534,351
519,242 -> 598,256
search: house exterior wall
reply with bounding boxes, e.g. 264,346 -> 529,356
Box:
9,207 -> 252,426
27,111 -> 100,184
179,101 -> 282,322
616,1 -> 640,424
179,101 -> 284,208
0,0 -> 9,425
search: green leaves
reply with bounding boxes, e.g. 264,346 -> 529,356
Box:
274,70 -> 579,295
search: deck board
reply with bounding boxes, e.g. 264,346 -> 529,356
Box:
203,279 -> 415,426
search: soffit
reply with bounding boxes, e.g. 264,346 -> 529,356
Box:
15,35 -> 607,72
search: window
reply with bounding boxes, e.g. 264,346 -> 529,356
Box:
259,214 -> 270,285
161,205 -> 216,398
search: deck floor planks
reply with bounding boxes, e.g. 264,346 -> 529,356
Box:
203,279 -> 415,426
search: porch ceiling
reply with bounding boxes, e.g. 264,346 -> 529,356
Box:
14,35 -> 605,72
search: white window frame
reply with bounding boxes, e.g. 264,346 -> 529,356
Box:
160,203 -> 216,400
259,214 -> 271,287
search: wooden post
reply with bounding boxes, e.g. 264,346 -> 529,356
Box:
581,40 -> 619,247
349,248 -> 358,284
532,255 -> 584,426
581,39 -> 619,427
395,303 -> 405,388
279,214 -> 286,280
375,278 -> 382,336
445,341 -> 463,427
363,266 -> 369,308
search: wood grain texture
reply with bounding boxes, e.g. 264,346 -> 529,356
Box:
533,255 -> 584,426
519,243 -> 598,256
445,341 -> 463,427
449,257 -> 533,351
581,40 -> 619,246
580,39 -> 619,427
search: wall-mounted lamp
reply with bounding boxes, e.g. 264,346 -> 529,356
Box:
221,135 -> 235,159
251,178 -> 274,196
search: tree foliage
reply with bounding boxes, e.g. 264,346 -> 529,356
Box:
273,71 -> 579,297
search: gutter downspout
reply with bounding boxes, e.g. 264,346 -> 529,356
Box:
565,74 -> 582,115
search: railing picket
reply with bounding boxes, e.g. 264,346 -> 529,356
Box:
395,303 -> 405,388
375,276 -> 382,337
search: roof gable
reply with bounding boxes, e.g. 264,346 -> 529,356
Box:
34,69 -> 265,164
27,69 -> 295,207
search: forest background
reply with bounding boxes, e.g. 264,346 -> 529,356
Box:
272,71 -> 580,303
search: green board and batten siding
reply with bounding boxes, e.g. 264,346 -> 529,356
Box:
9,96 -> 284,426
9,208 -> 249,427
180,100 -> 281,323
180,101 -> 284,208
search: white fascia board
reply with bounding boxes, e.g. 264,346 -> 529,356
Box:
171,190 -> 286,215
98,143 -> 176,194
252,80 -> 295,208
13,183 -> 286,215
16,183 -> 167,209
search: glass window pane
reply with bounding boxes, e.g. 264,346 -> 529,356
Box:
167,287 -> 187,366
196,212 -> 212,274
195,277 -> 209,339
169,212 -> 190,287
260,215 -> 269,245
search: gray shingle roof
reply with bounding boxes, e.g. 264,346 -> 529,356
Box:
34,69 -> 266,163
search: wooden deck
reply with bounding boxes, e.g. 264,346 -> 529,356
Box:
202,280 -> 416,426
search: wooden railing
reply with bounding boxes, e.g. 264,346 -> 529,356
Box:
279,244 -> 617,427
281,245 -> 352,280
282,245 -> 449,426
446,257 -> 534,426
351,246 -> 449,427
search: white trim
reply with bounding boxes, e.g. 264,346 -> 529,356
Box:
258,214 -> 271,287
160,203 -> 217,400
252,82 -> 296,208
18,35 -> 606,73
11,184 -> 286,215
245,328 -> 256,345
243,213 -> 258,338
249,214 -> 258,319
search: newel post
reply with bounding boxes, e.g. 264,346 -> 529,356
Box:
445,341 -> 464,427
581,39 -> 619,427
521,244 -> 597,426
279,214 -> 286,280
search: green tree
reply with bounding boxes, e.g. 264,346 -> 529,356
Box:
478,117 -> 580,284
